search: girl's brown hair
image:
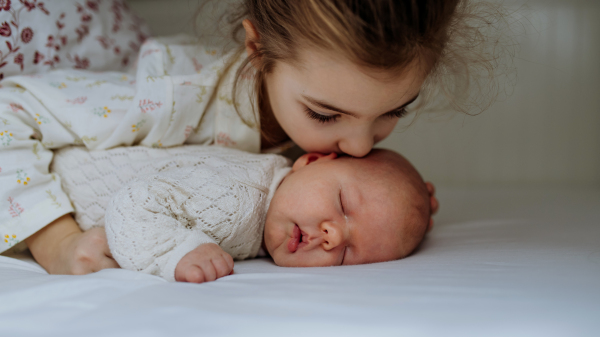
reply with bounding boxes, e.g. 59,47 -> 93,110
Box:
200,0 -> 517,134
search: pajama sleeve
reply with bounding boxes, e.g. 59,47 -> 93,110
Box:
0,88 -> 75,253
0,34 -> 263,255
104,170 -> 218,282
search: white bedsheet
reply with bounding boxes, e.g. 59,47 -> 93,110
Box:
1,187 -> 599,337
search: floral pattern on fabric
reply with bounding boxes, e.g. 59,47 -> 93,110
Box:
7,197 -> 24,217
0,36 -> 262,254
0,0 -> 150,79
4,234 -> 18,247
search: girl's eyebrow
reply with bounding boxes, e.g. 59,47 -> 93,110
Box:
301,93 -> 420,118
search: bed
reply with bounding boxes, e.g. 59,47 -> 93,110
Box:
1,186 -> 598,336
1,0 -> 599,335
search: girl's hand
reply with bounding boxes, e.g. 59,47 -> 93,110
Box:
25,214 -> 120,275
425,182 -> 439,232
59,227 -> 120,275
175,243 -> 234,283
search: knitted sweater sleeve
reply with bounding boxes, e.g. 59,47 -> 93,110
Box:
104,172 -> 217,282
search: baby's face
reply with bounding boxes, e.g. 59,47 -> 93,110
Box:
264,149 -> 429,267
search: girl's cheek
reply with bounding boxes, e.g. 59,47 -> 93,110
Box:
375,120 -> 398,142
300,133 -> 334,153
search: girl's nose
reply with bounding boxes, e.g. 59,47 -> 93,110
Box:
320,221 -> 344,251
338,132 -> 374,158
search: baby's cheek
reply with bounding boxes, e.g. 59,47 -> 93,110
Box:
263,217 -> 283,253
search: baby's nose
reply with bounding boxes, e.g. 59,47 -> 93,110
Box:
320,221 -> 343,251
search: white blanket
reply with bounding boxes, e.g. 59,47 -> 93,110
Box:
1,187 -> 599,337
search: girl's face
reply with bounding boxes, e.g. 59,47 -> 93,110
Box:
263,48 -> 426,157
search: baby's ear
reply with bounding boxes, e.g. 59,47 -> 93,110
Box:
292,153 -> 337,172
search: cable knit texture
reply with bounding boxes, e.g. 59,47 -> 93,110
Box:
51,145 -> 291,281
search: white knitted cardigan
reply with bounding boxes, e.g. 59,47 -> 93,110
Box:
52,145 -> 291,281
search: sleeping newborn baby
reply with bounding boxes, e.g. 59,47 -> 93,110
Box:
52,146 -> 431,282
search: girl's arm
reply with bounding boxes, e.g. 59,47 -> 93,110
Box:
0,79 -> 117,273
25,214 -> 119,274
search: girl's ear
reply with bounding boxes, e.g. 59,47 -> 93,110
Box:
292,153 -> 338,172
243,19 -> 262,69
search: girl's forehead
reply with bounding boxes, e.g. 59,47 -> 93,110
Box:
278,50 -> 424,114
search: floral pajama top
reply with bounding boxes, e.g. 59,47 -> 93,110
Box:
0,35 -> 261,253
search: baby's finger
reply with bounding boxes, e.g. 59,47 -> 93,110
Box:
199,260 -> 217,282
212,257 -> 232,278
175,258 -> 194,282
184,265 -> 206,283
222,253 -> 234,271
174,261 -> 187,282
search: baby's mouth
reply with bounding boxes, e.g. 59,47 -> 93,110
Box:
287,224 -> 301,253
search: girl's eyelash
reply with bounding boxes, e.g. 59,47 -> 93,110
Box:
305,107 -> 339,124
385,108 -> 408,119
305,106 -> 408,123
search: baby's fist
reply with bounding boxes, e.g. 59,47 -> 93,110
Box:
175,243 -> 234,283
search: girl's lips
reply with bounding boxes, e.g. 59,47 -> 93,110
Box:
287,224 -> 301,253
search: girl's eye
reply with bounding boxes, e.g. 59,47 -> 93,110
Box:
305,107 -> 339,124
384,108 -> 408,119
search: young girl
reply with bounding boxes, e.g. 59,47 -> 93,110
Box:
0,0 -> 507,274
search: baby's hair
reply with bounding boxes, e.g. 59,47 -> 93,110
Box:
367,149 -> 431,258
195,0 -> 519,136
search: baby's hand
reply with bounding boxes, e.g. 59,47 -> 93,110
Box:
175,243 -> 234,283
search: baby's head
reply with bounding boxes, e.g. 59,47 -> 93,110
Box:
264,149 -> 431,267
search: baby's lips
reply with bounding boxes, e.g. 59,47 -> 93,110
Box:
287,224 -> 301,253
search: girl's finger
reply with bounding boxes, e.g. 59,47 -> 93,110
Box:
104,245 -> 114,258
100,256 -> 120,270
